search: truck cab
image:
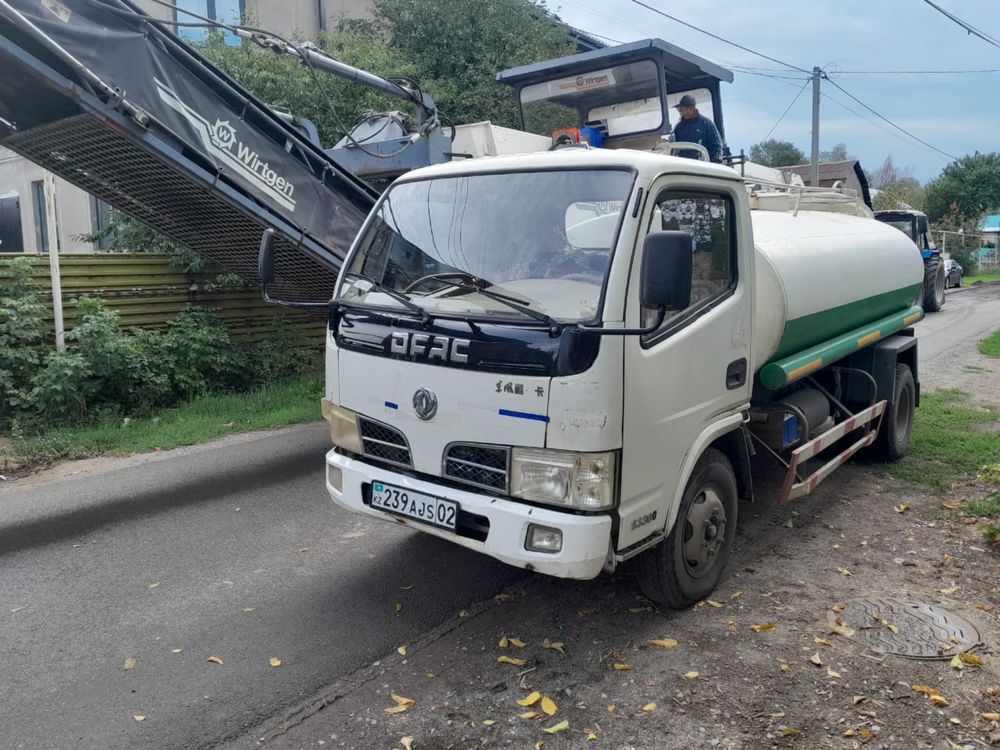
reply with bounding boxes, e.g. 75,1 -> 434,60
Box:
320,148 -> 753,602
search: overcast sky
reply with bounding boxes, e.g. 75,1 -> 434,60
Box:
554,0 -> 997,182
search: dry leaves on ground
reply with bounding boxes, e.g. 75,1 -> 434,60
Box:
269,657 -> 282,667
647,638 -> 679,649
384,694 -> 415,714
497,655 -> 526,666
123,658 -> 136,670
206,656 -> 223,665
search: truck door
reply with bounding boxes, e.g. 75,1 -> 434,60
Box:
618,175 -> 753,550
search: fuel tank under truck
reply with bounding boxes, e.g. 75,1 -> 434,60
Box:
749,209 -> 924,381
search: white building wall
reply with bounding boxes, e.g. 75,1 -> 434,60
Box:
0,146 -> 97,254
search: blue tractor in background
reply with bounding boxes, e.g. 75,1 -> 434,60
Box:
874,209 -> 946,312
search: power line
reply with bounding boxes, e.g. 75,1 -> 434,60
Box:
626,0 -> 809,73
921,0 -> 1000,49
823,77 -> 958,160
836,68 -> 1000,74
761,78 -> 811,142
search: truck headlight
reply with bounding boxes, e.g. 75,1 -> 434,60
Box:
510,448 -> 617,510
322,399 -> 363,454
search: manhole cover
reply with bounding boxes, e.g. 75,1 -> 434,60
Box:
827,597 -> 981,660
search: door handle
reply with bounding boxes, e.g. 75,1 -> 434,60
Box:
726,358 -> 747,390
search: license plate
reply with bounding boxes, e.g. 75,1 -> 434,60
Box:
370,481 -> 458,531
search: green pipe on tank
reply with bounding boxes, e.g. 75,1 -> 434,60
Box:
759,304 -> 924,390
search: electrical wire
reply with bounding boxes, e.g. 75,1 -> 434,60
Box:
760,77 -> 811,142
823,77 -> 958,161
835,68 -> 1000,74
626,0 -> 809,73
921,0 -> 1000,50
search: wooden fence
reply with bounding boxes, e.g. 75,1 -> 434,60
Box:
0,253 -> 325,344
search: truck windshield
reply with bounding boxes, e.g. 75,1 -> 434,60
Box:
340,169 -> 635,323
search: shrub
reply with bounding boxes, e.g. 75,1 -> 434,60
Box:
0,258 -> 48,417
153,307 -> 250,400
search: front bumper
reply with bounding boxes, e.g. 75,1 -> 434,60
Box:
326,450 -> 612,579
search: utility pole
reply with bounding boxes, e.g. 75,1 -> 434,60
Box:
810,66 -> 821,187
43,172 -> 65,352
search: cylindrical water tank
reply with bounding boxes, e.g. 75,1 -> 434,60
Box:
751,209 -> 924,371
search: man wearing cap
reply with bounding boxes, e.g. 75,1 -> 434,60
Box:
672,94 -> 723,163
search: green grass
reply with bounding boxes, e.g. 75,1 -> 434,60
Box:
885,390 -> 1000,493
963,272 -> 1000,286
980,329 -> 1000,358
6,376 -> 323,468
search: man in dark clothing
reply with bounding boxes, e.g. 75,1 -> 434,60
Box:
671,94 -> 723,163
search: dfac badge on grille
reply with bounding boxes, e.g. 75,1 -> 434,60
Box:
412,388 -> 438,420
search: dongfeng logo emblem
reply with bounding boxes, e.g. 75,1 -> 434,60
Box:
412,388 -> 438,421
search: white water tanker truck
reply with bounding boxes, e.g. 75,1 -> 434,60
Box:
259,147 -> 924,608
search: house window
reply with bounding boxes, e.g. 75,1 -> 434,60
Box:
176,0 -> 244,45
90,197 -> 116,250
31,180 -> 49,253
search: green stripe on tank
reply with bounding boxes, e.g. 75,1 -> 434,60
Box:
768,283 -> 922,363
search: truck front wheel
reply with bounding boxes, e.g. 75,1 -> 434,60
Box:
875,364 -> 915,461
638,448 -> 737,609
923,256 -> 945,312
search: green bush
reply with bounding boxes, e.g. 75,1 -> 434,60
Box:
0,259 -> 314,431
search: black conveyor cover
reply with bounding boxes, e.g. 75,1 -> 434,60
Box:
0,0 -> 378,301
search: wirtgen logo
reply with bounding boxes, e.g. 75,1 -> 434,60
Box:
155,80 -> 296,210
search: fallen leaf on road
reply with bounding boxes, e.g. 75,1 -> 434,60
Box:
814,638 -> 834,647
397,646 -> 407,656
497,656 -> 526,666
682,671 -> 699,679
171,649 -> 181,654
831,603 -> 846,612
399,585 -> 413,591
853,696 -> 866,705
706,600 -> 723,608
509,637 -> 527,648
647,638 -> 679,649
243,608 -> 254,613
750,623 -> 775,633
297,547 -> 308,554
541,696 -> 557,716
838,568 -> 852,576
959,652 -> 983,666
395,603 -> 402,614
950,717 -> 962,725
950,655 -> 964,671
731,591 -> 743,599
207,656 -> 223,665
929,695 -> 950,707
494,593 -> 514,602
269,657 -> 282,667
613,663 -> 632,671
829,620 -> 856,637
482,719 -> 495,725
607,705 -> 616,712
586,729 -> 598,740
147,582 -> 160,589
912,685 -> 941,697
779,663 -> 790,672
133,715 -> 146,722
123,658 -> 136,670
400,737 -> 414,750
843,728 -> 856,737
642,702 -> 656,712
942,502 -> 962,510
384,694 -> 415,714
542,639 -> 565,654
827,668 -> 842,678
519,711 -> 541,720
980,712 -> 1000,721
577,608 -> 597,618
779,728 -> 801,737
542,720 -> 569,734
809,653 -> 823,667
499,636 -> 509,648
458,609 -> 470,618
938,584 -> 959,595
534,743 -> 543,750
517,692 -> 541,707
894,503 -> 911,513
767,712 -> 785,719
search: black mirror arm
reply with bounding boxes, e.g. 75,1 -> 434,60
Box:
260,281 -> 334,311
574,307 -> 666,336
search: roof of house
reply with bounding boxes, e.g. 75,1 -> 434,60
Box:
784,160 -> 862,184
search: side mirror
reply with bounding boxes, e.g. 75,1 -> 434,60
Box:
641,230 -> 692,311
258,228 -> 276,285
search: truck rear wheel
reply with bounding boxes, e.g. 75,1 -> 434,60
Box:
923,256 -> 945,312
875,364 -> 915,461
638,448 -> 737,609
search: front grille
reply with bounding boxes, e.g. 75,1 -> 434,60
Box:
358,417 -> 412,467
444,444 -> 509,492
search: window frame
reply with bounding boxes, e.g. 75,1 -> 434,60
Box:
31,179 -> 49,254
640,186 -> 739,348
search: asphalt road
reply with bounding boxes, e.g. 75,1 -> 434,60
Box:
1,282 -> 997,750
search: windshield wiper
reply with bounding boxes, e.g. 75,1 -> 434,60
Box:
438,278 -> 561,331
340,271 -> 430,322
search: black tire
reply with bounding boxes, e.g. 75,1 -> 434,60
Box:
922,256 -> 945,312
638,448 -> 738,609
874,364 -> 915,461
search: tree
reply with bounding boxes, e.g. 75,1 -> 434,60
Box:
872,178 -> 925,212
749,139 -> 806,167
924,152 -> 1000,223
819,143 -> 850,162
932,202 -> 984,274
369,0 -> 576,128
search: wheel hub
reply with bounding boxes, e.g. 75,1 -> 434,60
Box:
683,488 -> 727,579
